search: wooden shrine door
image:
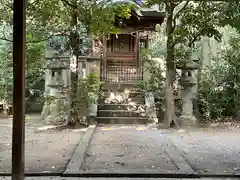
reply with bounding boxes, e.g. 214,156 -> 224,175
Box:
102,34 -> 142,84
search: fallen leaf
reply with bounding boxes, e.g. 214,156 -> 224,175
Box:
115,162 -> 125,166
115,154 -> 124,157
85,153 -> 91,157
234,167 -> 240,171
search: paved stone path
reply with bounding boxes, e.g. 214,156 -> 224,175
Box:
80,125 -> 194,174
78,124 -> 240,176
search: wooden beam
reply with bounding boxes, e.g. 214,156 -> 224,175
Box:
11,0 -> 26,179
136,32 -> 140,75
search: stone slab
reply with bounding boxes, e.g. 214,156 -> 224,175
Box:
64,123 -> 97,174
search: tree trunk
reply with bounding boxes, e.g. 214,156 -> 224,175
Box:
163,3 -> 176,128
164,69 -> 176,127
69,8 -> 80,125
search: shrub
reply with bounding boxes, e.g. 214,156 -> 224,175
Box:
199,35 -> 240,121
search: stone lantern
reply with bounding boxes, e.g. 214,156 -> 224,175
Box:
42,52 -> 69,125
177,60 -> 200,127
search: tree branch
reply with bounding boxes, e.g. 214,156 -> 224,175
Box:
0,37 -> 12,42
171,27 -> 204,48
0,33 -> 67,44
187,15 -> 213,47
28,0 -> 41,8
188,29 -> 204,47
172,1 -> 189,30
61,0 -> 77,8
172,5 -> 214,48
173,1 -> 189,20
27,0 -> 41,14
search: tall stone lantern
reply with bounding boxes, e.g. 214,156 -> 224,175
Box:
177,60 -> 200,127
42,53 -> 69,125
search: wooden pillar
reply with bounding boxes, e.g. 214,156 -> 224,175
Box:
111,34 -> 113,52
12,0 -> 26,179
136,32 -> 140,77
102,36 -> 107,79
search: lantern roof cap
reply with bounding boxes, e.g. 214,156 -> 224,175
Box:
44,57 -> 68,70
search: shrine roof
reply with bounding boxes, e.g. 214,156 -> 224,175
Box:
101,0 -> 165,19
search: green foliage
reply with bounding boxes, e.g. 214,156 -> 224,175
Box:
150,28 -> 166,57
0,0 -> 134,47
0,40 -> 45,103
26,42 -> 45,86
138,47 -> 166,118
0,0 -> 133,116
217,1 -> 240,33
75,70 -> 102,122
145,1 -> 239,65
175,2 -> 223,45
86,3 -> 135,36
139,48 -> 165,98
0,43 -> 12,102
199,35 -> 240,121
141,1 -> 240,125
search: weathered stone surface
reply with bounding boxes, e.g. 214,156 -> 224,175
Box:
178,115 -> 197,127
79,125 -> 194,174
64,124 -> 97,174
178,70 -> 198,127
232,110 -> 240,121
97,87 -> 148,124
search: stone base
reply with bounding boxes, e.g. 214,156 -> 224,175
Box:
87,116 -> 96,125
40,104 -> 50,120
178,115 -> 197,127
44,115 -> 64,125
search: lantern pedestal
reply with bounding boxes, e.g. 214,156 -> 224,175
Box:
178,86 -> 197,127
177,60 -> 199,128
44,98 -> 63,125
178,115 -> 197,127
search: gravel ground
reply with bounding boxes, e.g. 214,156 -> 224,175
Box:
0,115 -> 84,173
161,127 -> 240,175
2,115 -> 240,176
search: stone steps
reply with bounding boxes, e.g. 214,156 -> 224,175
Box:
98,103 -> 145,111
97,84 -> 148,124
97,109 -> 146,117
101,91 -> 144,98
98,97 -> 145,104
96,117 -> 149,124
